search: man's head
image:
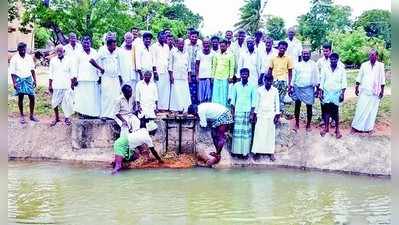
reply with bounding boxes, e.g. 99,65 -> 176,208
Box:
143,70 -> 152,83
17,42 -> 27,57
166,34 -> 174,46
255,31 -> 263,42
163,28 -> 171,36
287,27 -> 296,40
322,43 -> 332,58
69,32 -> 77,46
264,73 -> 274,89
240,68 -> 249,84
187,27 -> 195,37
124,32 -> 134,48
211,36 -> 219,50
177,38 -> 185,51
106,32 -> 117,52
131,27 -> 140,39
55,44 -> 65,58
237,30 -> 246,43
158,31 -> 166,44
202,38 -> 210,52
302,49 -> 311,62
82,36 -> 92,51
369,48 -> 378,64
265,36 -> 273,50
121,84 -> 132,99
143,32 -> 153,48
220,39 -> 228,53
277,41 -> 288,55
187,104 -> 198,116
225,30 -> 233,41
189,30 -> 199,45
246,37 -> 255,52
330,52 -> 339,68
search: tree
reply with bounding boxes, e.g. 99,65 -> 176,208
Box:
235,0 -> 267,35
19,0 -> 203,48
354,9 -> 391,48
265,15 -> 285,41
8,0 -> 19,22
297,0 -> 352,50
327,29 -> 390,66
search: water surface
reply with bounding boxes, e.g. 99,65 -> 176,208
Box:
8,160 -> 390,225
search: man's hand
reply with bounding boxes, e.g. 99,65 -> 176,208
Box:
48,85 -> 53,94
33,80 -> 37,88
169,74 -> 174,84
273,114 -> 280,125
153,71 -> 159,81
355,86 -> 359,96
379,91 -> 384,99
339,92 -> 345,103
100,68 -> 105,75
249,112 -> 256,123
118,76 -> 123,86
155,108 -> 159,115
319,90 -> 324,101
97,77 -> 102,85
122,120 -> 128,128
288,85 -> 293,96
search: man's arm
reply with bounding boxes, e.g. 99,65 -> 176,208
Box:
89,59 -> 104,74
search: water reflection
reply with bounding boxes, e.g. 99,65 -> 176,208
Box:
8,161 -> 390,225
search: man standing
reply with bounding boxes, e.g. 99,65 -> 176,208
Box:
230,68 -> 256,158
48,45 -> 74,126
319,53 -> 347,139
268,41 -> 293,114
351,49 -> 385,134
151,31 -> 170,111
136,71 -> 159,119
237,37 -> 260,87
95,34 -> 122,120
10,42 -> 38,124
166,33 -> 175,51
186,30 -> 201,105
210,36 -> 220,54
196,38 -> 214,103
72,36 -> 102,118
168,38 -> 192,112
258,36 -> 277,85
211,39 -> 235,107
136,32 -> 154,80
251,74 -> 280,161
225,30 -> 234,48
285,27 -> 303,64
291,49 -> 319,132
231,30 -> 246,73
118,32 -> 137,93
64,32 -> 82,58
254,31 -> 265,51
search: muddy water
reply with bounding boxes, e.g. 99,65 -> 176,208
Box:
8,160 -> 390,225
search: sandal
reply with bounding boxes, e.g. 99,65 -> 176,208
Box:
19,116 -> 26,124
30,116 -> 39,122
49,119 -> 60,127
65,118 -> 72,126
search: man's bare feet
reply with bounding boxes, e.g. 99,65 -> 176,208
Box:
19,116 -> 26,124
65,118 -> 72,126
335,131 -> 342,139
320,129 -> 327,137
293,123 -> 299,132
30,116 -> 39,122
306,125 -> 312,132
50,119 -> 60,127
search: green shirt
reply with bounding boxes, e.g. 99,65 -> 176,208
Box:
231,82 -> 257,113
211,51 -> 235,80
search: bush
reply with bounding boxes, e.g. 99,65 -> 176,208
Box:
34,27 -> 51,49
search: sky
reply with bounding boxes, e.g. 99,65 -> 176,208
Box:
184,0 -> 391,36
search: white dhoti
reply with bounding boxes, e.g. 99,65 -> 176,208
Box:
114,113 -> 140,138
100,76 -> 121,118
73,81 -> 101,117
157,72 -> 171,110
351,91 -> 380,132
51,89 -> 74,117
128,128 -> 154,149
251,114 -> 275,154
170,79 -> 192,112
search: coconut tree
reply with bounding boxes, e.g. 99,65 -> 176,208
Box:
234,0 -> 267,35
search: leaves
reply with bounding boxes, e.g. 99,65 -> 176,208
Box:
265,15 -> 285,41
235,0 -> 267,35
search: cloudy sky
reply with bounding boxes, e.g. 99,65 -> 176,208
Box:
184,0 -> 391,36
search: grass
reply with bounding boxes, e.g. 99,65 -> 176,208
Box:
8,85 -> 53,117
285,95 -> 391,128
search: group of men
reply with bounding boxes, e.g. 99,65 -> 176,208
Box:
9,26 -> 386,171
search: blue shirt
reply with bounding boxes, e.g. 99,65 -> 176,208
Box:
230,82 -> 257,113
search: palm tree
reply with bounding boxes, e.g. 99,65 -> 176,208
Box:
234,0 -> 267,35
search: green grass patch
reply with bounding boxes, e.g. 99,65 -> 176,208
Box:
8,85 -> 53,117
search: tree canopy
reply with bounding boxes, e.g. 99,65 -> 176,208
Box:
18,0 -> 203,49
235,0 -> 267,35
264,15 -> 285,41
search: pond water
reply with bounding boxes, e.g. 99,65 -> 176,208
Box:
8,160 -> 390,225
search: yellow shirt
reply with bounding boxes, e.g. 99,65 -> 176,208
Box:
270,55 -> 293,80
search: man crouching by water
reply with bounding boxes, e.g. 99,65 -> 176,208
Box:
112,114 -> 164,174
188,103 -> 234,166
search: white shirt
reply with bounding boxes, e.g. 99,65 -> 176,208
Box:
97,47 -> 120,78
9,54 -> 34,78
136,46 -> 153,72
49,56 -> 72,89
168,49 -> 190,80
75,49 -> 99,81
151,42 -> 170,74
197,102 -> 228,127
255,86 -> 280,117
320,66 -> 347,92
136,80 -> 158,118
196,51 -> 213,78
185,38 -> 202,47
118,47 -> 136,82
357,61 -> 385,95
237,50 -> 260,85
285,37 -> 302,63
64,43 -> 82,58
293,60 -> 319,87
316,56 -> 345,73
258,48 -> 278,74
231,41 -> 247,65
255,41 -> 266,52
